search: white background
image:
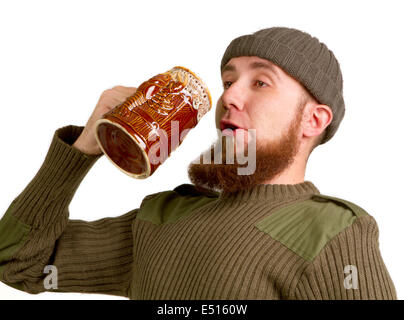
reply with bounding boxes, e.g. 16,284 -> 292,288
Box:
0,0 -> 403,300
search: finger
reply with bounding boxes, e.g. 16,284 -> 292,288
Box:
107,91 -> 134,104
112,85 -> 138,96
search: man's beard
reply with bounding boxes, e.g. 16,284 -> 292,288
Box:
187,102 -> 305,194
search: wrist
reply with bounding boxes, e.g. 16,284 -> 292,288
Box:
72,137 -> 102,156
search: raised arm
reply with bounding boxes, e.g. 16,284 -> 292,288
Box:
0,125 -> 138,297
0,85 -> 139,298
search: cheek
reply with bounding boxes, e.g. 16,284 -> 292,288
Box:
249,107 -> 285,142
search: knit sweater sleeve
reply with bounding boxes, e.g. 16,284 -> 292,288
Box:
293,215 -> 397,300
0,125 -> 137,298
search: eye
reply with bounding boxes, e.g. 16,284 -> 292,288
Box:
223,81 -> 232,89
255,80 -> 268,87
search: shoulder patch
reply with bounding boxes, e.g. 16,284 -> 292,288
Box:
137,184 -> 218,225
254,194 -> 369,261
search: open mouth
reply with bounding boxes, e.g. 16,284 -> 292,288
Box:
223,124 -> 238,130
220,120 -> 249,138
221,121 -> 239,130
221,126 -> 246,137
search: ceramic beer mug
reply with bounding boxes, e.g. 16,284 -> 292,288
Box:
94,66 -> 212,179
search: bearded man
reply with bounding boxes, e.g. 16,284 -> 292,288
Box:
0,27 -> 397,300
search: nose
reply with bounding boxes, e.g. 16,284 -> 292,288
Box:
221,82 -> 244,112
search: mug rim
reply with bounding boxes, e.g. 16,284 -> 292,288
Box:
94,118 -> 152,179
172,65 -> 212,113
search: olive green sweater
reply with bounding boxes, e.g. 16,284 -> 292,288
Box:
0,125 -> 397,299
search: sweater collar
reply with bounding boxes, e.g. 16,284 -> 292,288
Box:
217,180 -> 320,203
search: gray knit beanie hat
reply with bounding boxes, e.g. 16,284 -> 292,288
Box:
221,27 -> 345,145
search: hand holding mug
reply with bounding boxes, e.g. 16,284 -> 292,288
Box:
73,86 -> 138,155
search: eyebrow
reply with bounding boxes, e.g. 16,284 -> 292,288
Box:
222,61 -> 281,81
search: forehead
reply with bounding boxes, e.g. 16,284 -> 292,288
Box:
221,56 -> 283,80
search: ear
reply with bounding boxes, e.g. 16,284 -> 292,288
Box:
302,103 -> 333,139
